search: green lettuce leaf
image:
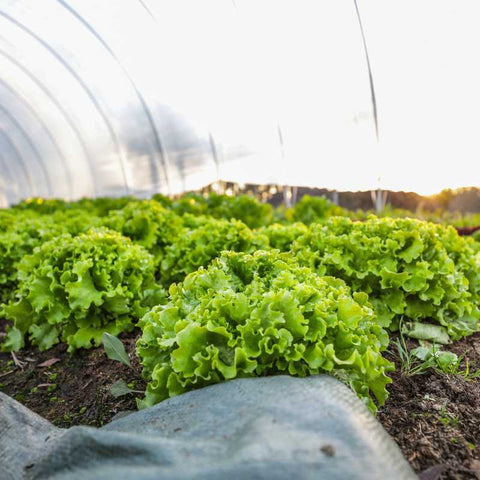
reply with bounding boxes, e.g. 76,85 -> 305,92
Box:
137,250 -> 393,412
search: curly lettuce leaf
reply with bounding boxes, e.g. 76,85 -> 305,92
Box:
138,250 -> 393,412
1,228 -> 165,353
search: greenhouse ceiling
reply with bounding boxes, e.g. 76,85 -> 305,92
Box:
0,0 -> 479,206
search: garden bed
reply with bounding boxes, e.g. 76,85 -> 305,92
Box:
0,332 -> 142,428
379,333 -> 480,479
0,331 -> 478,479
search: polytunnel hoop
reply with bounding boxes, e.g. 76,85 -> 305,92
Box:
353,0 -> 379,142
0,103 -> 53,196
0,148 -> 19,204
0,76 -> 73,197
0,48 -> 99,196
0,129 -> 34,197
56,0 -> 172,196
0,11 -> 132,195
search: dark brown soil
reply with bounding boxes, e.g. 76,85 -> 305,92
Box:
0,330 -> 479,479
0,331 -> 144,428
379,333 -> 480,480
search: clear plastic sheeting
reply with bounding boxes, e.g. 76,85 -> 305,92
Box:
0,1 -> 478,204
357,0 -> 480,195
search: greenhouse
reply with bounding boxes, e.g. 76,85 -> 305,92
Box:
0,1 -> 479,479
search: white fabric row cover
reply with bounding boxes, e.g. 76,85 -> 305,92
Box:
0,0 -> 479,206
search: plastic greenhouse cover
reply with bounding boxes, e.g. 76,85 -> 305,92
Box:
357,0 -> 480,195
0,0 -> 479,205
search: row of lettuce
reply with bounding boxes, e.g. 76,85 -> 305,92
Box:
13,193 -> 480,230
1,194 -> 479,412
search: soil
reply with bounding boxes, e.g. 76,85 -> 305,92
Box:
0,331 -> 144,428
378,333 -> 480,480
0,330 -> 479,479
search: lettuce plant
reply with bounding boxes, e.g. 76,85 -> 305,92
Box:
160,217 -> 268,286
171,193 -> 273,228
1,229 -> 164,352
288,195 -> 346,224
207,193 -> 273,228
73,196 -> 137,216
258,222 -> 308,252
137,250 -> 393,411
170,193 -> 209,216
102,202 -> 260,287
0,209 -> 39,232
12,197 -> 70,214
0,211 -> 101,302
103,200 -> 182,267
0,215 -> 66,302
12,196 -> 137,216
293,217 -> 480,339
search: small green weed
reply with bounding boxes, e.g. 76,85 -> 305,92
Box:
394,323 -> 479,380
394,329 -> 434,376
438,406 -> 460,427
